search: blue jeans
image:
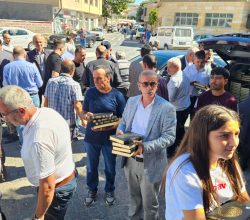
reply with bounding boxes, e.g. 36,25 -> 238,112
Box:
84,141 -> 116,192
17,94 -> 40,145
44,174 -> 77,220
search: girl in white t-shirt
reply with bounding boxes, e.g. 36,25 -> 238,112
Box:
163,105 -> 250,220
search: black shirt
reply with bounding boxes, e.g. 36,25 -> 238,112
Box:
73,60 -> 86,94
43,52 -> 62,94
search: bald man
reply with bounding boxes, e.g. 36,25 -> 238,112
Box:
44,59 -> 85,140
83,45 -> 123,90
3,46 -> 43,144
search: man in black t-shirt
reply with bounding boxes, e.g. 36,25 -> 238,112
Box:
73,46 -> 86,95
43,39 -> 65,94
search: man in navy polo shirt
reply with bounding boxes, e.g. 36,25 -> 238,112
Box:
82,65 -> 126,207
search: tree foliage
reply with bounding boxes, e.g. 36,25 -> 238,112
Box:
102,0 -> 134,19
148,9 -> 158,28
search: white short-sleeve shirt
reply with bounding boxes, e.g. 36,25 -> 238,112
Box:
165,153 -> 246,220
21,107 -> 75,186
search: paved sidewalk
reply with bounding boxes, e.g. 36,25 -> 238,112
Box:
1,137 -> 165,220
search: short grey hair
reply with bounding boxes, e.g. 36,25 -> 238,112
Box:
115,51 -> 126,60
93,65 -> 111,77
32,34 -> 44,42
167,57 -> 182,69
0,86 -> 34,110
139,70 -> 157,81
187,47 -> 199,55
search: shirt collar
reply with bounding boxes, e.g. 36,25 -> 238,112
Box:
139,96 -> 155,109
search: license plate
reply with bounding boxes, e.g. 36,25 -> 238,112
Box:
179,42 -> 186,45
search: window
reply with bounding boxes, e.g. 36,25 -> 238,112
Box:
16,29 -> 28,35
85,0 -> 88,3
90,0 -> 93,5
175,28 -> 191,37
158,28 -> 172,36
175,13 -> 199,26
205,13 -> 233,27
95,0 -> 98,7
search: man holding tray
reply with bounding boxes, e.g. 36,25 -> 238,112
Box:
116,70 -> 176,220
82,65 -> 126,207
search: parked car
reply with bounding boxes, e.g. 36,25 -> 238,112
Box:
130,50 -> 226,77
107,25 -> 117,33
90,27 -> 105,41
193,34 -> 214,42
135,27 -> 145,39
0,27 -> 35,50
47,31 -> 96,49
149,26 -> 194,50
199,36 -> 250,103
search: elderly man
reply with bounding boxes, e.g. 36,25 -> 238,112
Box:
180,47 -> 199,70
82,65 -> 126,207
44,60 -> 84,140
2,32 -> 13,53
27,34 -> 51,104
0,85 -> 77,219
166,57 -> 190,158
117,70 -> 176,220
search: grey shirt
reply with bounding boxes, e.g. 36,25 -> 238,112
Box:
167,70 -> 191,111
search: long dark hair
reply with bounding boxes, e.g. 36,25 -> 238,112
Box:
162,105 -> 248,213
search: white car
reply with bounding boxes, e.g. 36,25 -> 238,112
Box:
90,27 -> 105,41
0,27 -> 35,50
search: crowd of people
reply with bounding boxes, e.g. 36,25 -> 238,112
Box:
0,29 -> 250,220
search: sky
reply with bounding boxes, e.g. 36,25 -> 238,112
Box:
135,0 -> 144,4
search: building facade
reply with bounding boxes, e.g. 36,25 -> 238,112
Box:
143,0 -> 250,35
0,0 -> 102,34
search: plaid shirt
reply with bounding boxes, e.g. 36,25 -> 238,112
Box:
45,73 -> 83,126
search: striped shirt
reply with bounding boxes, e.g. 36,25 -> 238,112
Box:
45,73 -> 83,126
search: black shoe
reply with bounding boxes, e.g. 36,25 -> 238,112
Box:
105,192 -> 115,206
84,190 -> 97,207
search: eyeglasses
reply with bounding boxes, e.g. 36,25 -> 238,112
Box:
0,109 -> 19,118
139,81 -> 158,88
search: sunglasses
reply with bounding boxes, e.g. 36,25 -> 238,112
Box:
139,81 -> 158,88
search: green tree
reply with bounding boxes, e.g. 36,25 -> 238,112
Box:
102,0 -> 134,26
148,9 -> 158,29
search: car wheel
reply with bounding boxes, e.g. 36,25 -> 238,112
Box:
88,40 -> 94,48
164,44 -> 168,50
28,42 -> 35,51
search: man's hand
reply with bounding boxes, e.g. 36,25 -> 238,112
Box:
132,140 -> 144,156
116,130 -> 124,135
84,112 -> 93,123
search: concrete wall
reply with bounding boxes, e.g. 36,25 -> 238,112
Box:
0,19 -> 53,35
146,0 -> 250,35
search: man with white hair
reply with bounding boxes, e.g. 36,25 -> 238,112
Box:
167,57 -> 190,158
115,51 -> 130,99
0,85 -> 77,219
180,47 -> 199,70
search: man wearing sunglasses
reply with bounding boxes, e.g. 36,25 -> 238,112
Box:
0,85 -> 76,220
117,70 -> 176,220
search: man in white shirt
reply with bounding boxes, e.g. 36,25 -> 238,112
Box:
0,85 -> 76,220
183,50 -> 210,118
167,57 -> 190,158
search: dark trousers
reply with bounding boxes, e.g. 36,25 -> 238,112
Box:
167,107 -> 190,158
190,96 -> 198,120
37,174 -> 77,220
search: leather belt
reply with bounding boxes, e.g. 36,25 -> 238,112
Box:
55,171 -> 75,188
29,92 -> 38,96
131,156 -> 143,163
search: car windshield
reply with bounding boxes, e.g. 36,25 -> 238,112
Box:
193,35 -> 200,41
